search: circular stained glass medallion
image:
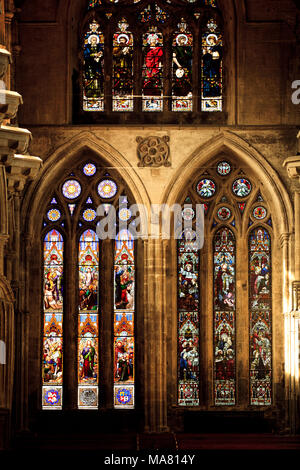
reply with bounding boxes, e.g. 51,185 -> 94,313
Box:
217,161 -> 231,176
196,178 -> 216,198
47,208 -> 61,222
97,179 -> 118,199
217,206 -> 231,221
119,208 -> 132,222
252,206 -> 267,220
182,207 -> 195,221
83,208 -> 97,222
83,163 -> 97,176
232,178 -> 252,198
62,179 -> 81,199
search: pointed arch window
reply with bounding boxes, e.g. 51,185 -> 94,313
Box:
177,159 -> 273,408
79,0 -> 224,122
41,162 -> 137,410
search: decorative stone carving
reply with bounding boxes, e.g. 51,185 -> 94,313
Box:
0,48 -> 11,79
0,90 -> 23,123
292,281 -> 300,311
136,135 -> 171,168
283,155 -> 300,182
0,153 -> 42,193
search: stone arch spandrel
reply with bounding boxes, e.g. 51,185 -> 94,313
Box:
22,131 -> 151,237
162,131 -> 293,236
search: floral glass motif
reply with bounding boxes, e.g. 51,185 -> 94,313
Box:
83,21 -> 105,111
182,207 -> 195,221
142,28 -> 164,112
232,178 -> 252,198
114,230 -> 135,409
62,180 -> 82,199
47,209 -> 61,222
112,19 -> 134,111
217,206 -> 231,221
98,179 -> 118,199
217,161 -> 231,176
201,18 -> 222,112
88,0 -> 101,9
78,230 -> 99,409
196,178 -> 216,198
253,206 -> 267,220
42,230 -> 64,409
178,235 -> 200,406
83,163 -> 97,176
155,3 -> 168,23
172,20 -> 193,112
83,208 -> 97,222
249,228 -> 272,405
119,208 -> 132,222
213,227 -> 236,405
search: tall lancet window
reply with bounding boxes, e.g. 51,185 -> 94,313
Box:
172,19 -> 193,112
114,229 -> 135,409
78,230 -> 100,409
42,229 -> 64,410
201,18 -> 223,112
83,20 -> 105,111
249,227 -> 272,405
112,18 -> 134,111
178,231 -> 200,406
213,227 -> 236,405
142,28 -> 164,112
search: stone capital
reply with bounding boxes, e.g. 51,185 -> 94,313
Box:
283,155 -> 300,184
1,153 -> 42,193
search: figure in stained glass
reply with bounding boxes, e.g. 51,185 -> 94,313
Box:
201,19 -> 222,111
142,30 -> 163,111
81,339 -> 96,379
113,19 -> 134,111
83,22 -> 105,111
172,21 -> 193,111
249,228 -> 272,405
213,228 -> 236,405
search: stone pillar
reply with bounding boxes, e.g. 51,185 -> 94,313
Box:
283,147 -> 300,433
143,238 -> 169,432
0,42 -> 42,448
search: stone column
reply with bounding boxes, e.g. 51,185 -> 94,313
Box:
0,42 -> 42,448
283,147 -> 300,433
143,238 -> 169,432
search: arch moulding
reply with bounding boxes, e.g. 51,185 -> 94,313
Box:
163,130 -> 293,236
22,131 -> 151,238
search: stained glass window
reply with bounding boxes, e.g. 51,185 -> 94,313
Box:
83,21 -> 105,111
42,166 -> 136,412
82,0 -> 223,117
112,19 -> 134,112
172,20 -> 193,112
201,18 -> 223,112
213,227 -> 236,405
42,230 -> 64,410
142,28 -> 164,112
114,230 -> 135,408
249,228 -> 272,405
178,235 -> 200,406
78,230 -> 99,409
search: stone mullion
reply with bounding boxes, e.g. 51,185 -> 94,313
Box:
64,231 -> 77,410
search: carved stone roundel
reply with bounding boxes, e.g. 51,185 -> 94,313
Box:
136,135 -> 171,168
